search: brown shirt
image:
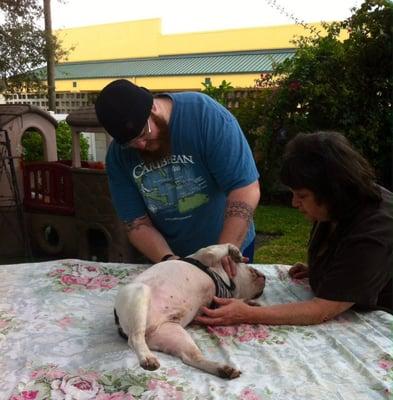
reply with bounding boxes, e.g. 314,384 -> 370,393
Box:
308,186 -> 393,313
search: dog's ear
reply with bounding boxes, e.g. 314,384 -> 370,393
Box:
228,244 -> 242,263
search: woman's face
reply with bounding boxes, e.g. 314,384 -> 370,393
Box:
291,188 -> 330,222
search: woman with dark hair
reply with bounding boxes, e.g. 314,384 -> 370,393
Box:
196,131 -> 392,326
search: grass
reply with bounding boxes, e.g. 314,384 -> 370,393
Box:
253,204 -> 311,265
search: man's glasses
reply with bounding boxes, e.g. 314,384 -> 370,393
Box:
122,118 -> 151,148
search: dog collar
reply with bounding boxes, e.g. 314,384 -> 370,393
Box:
180,257 -> 236,299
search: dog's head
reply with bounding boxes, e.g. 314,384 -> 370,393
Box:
189,243 -> 265,300
231,263 -> 265,300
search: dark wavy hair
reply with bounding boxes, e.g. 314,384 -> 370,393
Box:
280,131 -> 381,220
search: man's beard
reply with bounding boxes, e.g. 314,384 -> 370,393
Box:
137,113 -> 171,164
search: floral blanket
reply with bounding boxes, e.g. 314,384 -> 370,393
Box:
0,259 -> 392,400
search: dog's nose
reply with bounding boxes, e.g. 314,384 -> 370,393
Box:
253,269 -> 265,279
250,268 -> 266,286
255,269 -> 265,277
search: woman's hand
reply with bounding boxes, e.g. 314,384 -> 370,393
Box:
194,296 -> 256,326
288,262 -> 309,279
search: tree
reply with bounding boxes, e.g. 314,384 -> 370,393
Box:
43,0 -> 56,111
0,0 -> 68,94
247,0 -> 392,197
201,80 -> 234,105
22,121 -> 89,161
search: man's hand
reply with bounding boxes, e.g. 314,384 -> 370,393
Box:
288,262 -> 309,279
195,297 -> 254,326
221,255 -> 249,278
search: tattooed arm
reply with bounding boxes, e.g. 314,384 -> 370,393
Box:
218,180 -> 260,275
219,180 -> 260,247
124,215 -> 177,263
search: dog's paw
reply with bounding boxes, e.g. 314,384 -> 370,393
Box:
218,365 -> 242,379
140,356 -> 160,371
228,244 -> 242,263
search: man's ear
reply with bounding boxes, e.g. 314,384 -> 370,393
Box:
150,99 -> 158,113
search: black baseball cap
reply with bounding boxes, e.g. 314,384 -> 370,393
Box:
95,79 -> 153,144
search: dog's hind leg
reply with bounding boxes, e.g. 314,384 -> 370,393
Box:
147,322 -> 241,379
120,283 -> 160,371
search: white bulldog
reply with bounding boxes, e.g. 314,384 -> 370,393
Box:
114,243 -> 265,379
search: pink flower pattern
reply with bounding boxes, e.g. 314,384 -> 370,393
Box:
208,324 -> 270,343
378,358 -> 393,371
56,316 -> 74,330
146,379 -> 183,399
0,311 -> 15,337
30,365 -> 66,380
240,387 -> 262,400
10,391 -> 39,400
4,261 -> 390,399
0,319 -> 9,330
48,262 -> 127,292
96,393 -> 134,400
86,275 -> 119,290
10,365 -> 192,400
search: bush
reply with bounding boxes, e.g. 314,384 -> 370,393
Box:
248,0 -> 393,197
201,80 -> 233,105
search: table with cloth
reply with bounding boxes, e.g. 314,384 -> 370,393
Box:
0,259 -> 392,400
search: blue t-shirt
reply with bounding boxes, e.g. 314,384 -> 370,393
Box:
106,92 -> 259,256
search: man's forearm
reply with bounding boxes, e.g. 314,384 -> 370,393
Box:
124,215 -> 174,263
249,298 -> 354,325
219,180 -> 260,248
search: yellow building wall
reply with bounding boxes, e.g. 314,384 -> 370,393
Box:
57,19 -> 324,63
55,19 -> 346,92
57,19 -> 161,62
159,24 -> 319,56
55,74 -> 260,92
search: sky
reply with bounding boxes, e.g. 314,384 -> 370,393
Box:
51,0 -> 362,34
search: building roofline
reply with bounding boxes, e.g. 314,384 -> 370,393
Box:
56,48 -> 296,67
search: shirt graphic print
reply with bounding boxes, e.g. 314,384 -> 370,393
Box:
132,154 -> 209,219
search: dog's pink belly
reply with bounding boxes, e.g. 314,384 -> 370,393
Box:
146,285 -> 214,329
133,261 -> 216,329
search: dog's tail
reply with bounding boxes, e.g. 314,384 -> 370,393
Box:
114,309 -> 128,340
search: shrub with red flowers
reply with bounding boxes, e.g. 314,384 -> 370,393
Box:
232,0 -> 393,200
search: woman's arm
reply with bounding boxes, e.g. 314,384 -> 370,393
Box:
195,296 -> 354,326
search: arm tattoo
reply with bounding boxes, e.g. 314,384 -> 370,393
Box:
123,215 -> 153,232
225,201 -> 254,224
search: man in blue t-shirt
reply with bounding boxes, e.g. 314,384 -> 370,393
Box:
95,79 -> 260,274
